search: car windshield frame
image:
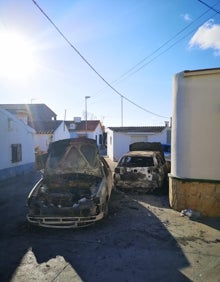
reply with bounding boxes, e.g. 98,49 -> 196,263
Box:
119,156 -> 155,167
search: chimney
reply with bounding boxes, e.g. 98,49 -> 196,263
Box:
164,121 -> 169,127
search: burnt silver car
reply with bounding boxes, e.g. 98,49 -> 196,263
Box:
114,142 -> 167,192
27,138 -> 112,228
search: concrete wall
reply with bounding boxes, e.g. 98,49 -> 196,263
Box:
148,127 -> 171,144
0,108 -> 35,180
170,69 -> 220,216
107,130 -> 132,161
114,132 -> 131,161
107,129 -> 114,161
169,177 -> 220,217
171,69 -> 220,180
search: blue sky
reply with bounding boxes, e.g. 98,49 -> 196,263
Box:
0,0 -> 220,126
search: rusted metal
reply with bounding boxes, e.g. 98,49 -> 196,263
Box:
114,150 -> 167,191
27,138 -> 112,228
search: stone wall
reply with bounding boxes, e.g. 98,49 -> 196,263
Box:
169,177 -> 220,217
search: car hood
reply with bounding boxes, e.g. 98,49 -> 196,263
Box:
44,138 -> 103,178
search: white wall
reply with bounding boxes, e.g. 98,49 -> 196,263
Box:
34,134 -> 51,153
107,128 -> 171,162
172,69 -> 220,180
53,121 -> 70,142
70,123 -> 103,146
0,108 -> 35,170
113,132 -> 131,161
148,128 -> 170,144
34,122 -> 70,153
88,123 -> 103,146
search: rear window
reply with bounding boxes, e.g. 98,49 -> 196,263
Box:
119,156 -> 154,167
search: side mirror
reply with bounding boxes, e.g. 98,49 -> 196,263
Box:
114,167 -> 120,173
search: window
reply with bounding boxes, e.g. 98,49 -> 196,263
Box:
99,134 -> 103,145
119,156 -> 154,167
11,144 -> 22,163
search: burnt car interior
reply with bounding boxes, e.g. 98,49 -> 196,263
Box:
114,142 -> 168,191
118,156 -> 155,167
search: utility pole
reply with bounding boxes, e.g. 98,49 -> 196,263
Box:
121,95 -> 123,127
85,96 -> 91,137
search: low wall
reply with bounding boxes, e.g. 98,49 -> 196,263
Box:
169,176 -> 220,217
0,163 -> 35,182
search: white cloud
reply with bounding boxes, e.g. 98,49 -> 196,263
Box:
182,13 -> 192,22
189,20 -> 220,54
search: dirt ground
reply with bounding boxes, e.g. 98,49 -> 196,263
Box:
0,159 -> 219,282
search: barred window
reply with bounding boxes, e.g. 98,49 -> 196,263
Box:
11,144 -> 22,163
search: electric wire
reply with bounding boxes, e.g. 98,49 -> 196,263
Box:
91,0 -> 220,97
31,0 -> 169,119
197,0 -> 220,14
102,0 -> 220,86
115,4 -> 220,82
31,0 -> 220,119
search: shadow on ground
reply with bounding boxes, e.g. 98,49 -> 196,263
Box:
0,173 -> 191,282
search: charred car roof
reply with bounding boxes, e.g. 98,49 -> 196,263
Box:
121,150 -> 159,157
129,142 -> 165,161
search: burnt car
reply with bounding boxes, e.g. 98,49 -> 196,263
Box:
114,142 -> 167,192
27,138 -> 112,228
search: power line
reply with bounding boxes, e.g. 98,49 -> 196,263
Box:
31,0 -> 169,119
92,0 -> 220,98
112,0 -> 220,83
197,0 -> 220,14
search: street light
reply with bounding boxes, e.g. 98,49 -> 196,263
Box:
85,96 -> 91,137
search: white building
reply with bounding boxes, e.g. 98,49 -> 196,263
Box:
33,121 -> 70,153
107,124 -> 171,161
65,118 -> 105,148
0,104 -> 70,154
169,68 -> 220,216
0,107 -> 35,180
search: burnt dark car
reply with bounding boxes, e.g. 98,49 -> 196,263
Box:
27,138 -> 112,228
114,142 -> 167,192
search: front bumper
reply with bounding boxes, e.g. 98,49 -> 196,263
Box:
27,212 -> 104,228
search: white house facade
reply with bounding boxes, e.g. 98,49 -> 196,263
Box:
34,121 -> 70,153
169,68 -> 220,217
66,119 -> 104,148
0,107 -> 35,180
107,125 -> 171,161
